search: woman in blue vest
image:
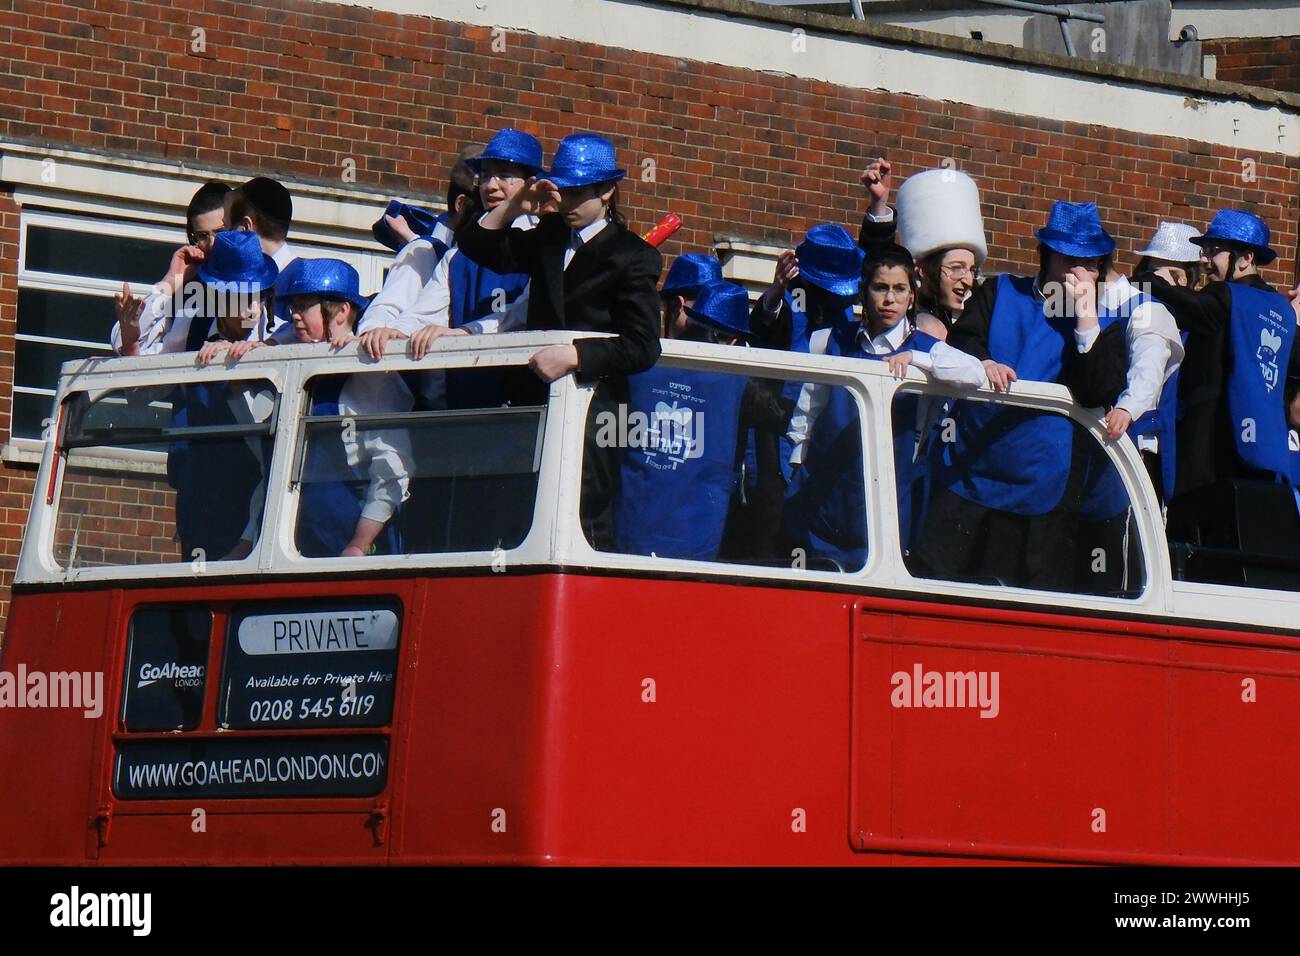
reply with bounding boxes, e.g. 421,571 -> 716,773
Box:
1145,210 -> 1300,556
910,201 -> 1116,591
163,231 -> 279,562
276,258 -> 414,558
783,244 -> 940,570
611,280 -> 751,560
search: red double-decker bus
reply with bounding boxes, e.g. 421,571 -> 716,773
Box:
1,331 -> 1296,865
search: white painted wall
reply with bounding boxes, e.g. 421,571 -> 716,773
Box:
334,0 -> 1298,153
1170,0 -> 1300,39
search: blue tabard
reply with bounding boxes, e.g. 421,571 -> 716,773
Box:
937,273 -> 1075,516
612,366 -> 747,560
782,321 -> 936,568
1225,283 -> 1299,485
169,312 -> 269,558
779,289 -> 859,481
442,251 -> 529,409
296,377 -> 403,559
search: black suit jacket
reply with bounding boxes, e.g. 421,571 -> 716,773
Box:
456,214 -> 663,384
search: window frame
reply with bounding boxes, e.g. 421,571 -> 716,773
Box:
884,375 -> 1166,606
5,203 -> 396,464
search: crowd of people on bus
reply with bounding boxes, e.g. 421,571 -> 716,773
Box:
108,126 -> 1300,589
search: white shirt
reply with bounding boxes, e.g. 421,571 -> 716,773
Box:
367,213 -> 535,336
564,217 -> 609,270
329,373 -> 415,527
1075,274 -> 1184,428
356,219 -> 455,334
787,320 -> 912,465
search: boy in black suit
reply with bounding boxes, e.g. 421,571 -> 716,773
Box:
456,133 -> 663,547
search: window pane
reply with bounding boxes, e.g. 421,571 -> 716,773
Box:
24,224 -> 174,285
590,365 -> 867,573
55,381 -> 278,569
17,287 -> 120,344
900,391 -> 1145,597
14,338 -> 110,390
13,390 -> 57,441
295,371 -> 543,558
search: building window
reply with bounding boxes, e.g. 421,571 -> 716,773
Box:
13,206 -> 391,447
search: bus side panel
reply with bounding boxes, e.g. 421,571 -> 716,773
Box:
851,604 -> 1300,866
531,575 -> 862,866
1167,639 -> 1300,861
0,591 -> 119,864
392,575 -> 560,864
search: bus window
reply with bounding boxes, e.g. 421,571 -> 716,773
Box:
54,379 -> 278,570
897,390 -> 1145,598
589,365 -> 869,573
294,371 -> 545,558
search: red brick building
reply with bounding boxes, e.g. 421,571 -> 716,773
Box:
0,0 -> 1297,630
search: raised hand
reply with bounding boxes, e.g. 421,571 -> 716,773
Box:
516,177 -> 562,217
115,282 -> 146,354
384,213 -> 419,246
1064,266 -> 1097,326
860,158 -> 892,214
761,250 -> 800,311
163,244 -> 206,294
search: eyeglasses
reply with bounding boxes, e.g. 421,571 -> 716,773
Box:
188,227 -> 223,245
287,295 -> 324,315
939,263 -> 979,280
480,172 -> 525,185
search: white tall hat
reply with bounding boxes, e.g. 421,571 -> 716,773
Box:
896,168 -> 988,266
1135,221 -> 1201,263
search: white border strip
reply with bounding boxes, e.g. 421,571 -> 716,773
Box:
333,0 -> 1298,152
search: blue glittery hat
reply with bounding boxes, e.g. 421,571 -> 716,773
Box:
796,224 -> 865,297
1034,200 -> 1116,258
684,280 -> 751,340
372,200 -> 442,253
275,258 -> 369,311
196,230 -> 278,293
1192,209 -> 1277,264
466,128 -> 544,176
544,133 -> 626,188
662,253 -> 723,299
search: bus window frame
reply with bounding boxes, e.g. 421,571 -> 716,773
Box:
24,357 -> 288,582
558,343 -> 888,583
882,372 -> 1171,610
284,377 -> 552,563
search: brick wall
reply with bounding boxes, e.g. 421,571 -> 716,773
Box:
0,0 -> 1298,632
1205,36 -> 1300,96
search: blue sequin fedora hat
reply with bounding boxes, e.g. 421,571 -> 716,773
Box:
662,253 -> 724,300
1192,209 -> 1277,264
276,258 -> 369,311
1034,200 -> 1116,258
796,224 -> 865,297
684,280 -> 751,340
466,128 -> 544,176
196,231 -> 278,293
544,133 -> 626,188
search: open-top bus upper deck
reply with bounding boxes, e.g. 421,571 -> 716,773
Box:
2,333 -> 1298,865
